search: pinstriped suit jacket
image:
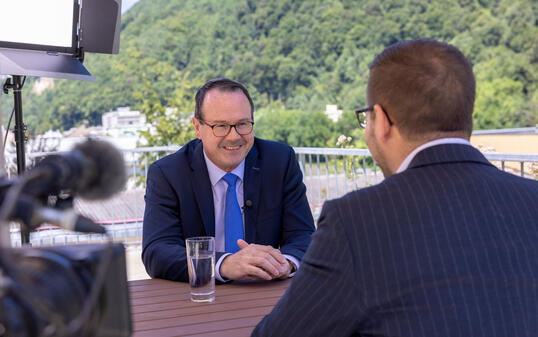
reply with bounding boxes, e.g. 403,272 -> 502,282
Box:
253,144 -> 538,337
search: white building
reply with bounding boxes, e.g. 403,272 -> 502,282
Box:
325,104 -> 343,122
102,107 -> 147,131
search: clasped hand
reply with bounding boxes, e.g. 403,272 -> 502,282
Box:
220,239 -> 293,281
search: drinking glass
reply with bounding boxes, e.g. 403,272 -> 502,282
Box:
186,236 -> 215,302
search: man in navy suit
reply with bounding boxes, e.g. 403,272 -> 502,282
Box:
142,78 -> 315,282
253,39 -> 538,336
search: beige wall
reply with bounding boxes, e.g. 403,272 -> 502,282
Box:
470,134 -> 538,154
470,134 -> 538,178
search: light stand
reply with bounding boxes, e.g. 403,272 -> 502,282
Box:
0,0 -> 122,246
3,76 -> 26,173
0,47 -> 94,246
2,75 -> 29,244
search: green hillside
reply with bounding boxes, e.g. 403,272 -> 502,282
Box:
2,0 -> 536,141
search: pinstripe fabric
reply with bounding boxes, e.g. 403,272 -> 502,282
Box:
252,144 -> 538,337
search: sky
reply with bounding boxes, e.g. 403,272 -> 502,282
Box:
122,0 -> 140,14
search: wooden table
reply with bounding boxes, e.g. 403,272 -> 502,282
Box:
129,278 -> 291,337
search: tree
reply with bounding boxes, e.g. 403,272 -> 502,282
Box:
136,70 -> 197,147
12,0 -> 537,138
474,78 -> 530,129
255,106 -> 335,147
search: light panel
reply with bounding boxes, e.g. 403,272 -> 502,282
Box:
0,0 -> 75,50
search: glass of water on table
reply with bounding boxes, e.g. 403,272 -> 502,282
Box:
186,236 -> 215,302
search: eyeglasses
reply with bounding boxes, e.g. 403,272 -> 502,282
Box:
355,106 -> 372,128
198,119 -> 254,137
354,105 -> 393,129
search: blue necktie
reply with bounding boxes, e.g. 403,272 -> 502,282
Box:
222,173 -> 244,253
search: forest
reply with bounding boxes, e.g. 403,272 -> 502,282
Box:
1,0 -> 536,149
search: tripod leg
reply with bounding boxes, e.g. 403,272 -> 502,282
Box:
12,75 -> 30,245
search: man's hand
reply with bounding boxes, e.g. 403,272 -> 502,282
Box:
220,239 -> 291,281
278,260 -> 296,280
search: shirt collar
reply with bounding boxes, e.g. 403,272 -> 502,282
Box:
396,137 -> 472,173
203,150 -> 245,186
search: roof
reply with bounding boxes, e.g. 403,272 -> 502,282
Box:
74,188 -> 145,223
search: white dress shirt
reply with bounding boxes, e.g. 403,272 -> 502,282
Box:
396,137 -> 472,173
203,151 -> 299,281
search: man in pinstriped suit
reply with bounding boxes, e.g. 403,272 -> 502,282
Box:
253,39 -> 538,336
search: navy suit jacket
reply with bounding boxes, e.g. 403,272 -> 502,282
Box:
142,138 -> 315,282
253,144 -> 538,337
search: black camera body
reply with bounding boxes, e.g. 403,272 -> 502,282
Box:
0,243 -> 132,337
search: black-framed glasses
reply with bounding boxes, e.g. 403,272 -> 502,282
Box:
355,106 -> 372,128
354,105 -> 393,129
199,119 -> 254,137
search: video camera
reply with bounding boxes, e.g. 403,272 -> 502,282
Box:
0,139 -> 132,337
1,243 -> 131,337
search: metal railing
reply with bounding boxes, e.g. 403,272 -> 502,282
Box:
294,147 -> 538,205
11,145 -> 538,247
117,146 -> 538,203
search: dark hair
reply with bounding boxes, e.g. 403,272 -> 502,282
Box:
194,77 -> 255,120
367,39 -> 475,139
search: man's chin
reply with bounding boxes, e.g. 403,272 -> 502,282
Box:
217,156 -> 245,172
215,144 -> 252,170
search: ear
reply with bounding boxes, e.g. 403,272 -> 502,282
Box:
192,117 -> 202,139
372,104 -> 392,143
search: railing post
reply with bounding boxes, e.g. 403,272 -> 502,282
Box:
144,154 -> 148,185
317,154 -> 321,205
343,156 -> 347,194
363,157 -> 367,187
308,154 -> 314,204
352,156 -> 357,190
334,156 -> 339,197
299,154 -> 306,179
325,157 -> 330,199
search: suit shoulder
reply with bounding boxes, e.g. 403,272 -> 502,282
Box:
497,169 -> 538,186
495,169 -> 538,196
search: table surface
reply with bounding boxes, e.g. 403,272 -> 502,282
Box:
129,278 -> 291,337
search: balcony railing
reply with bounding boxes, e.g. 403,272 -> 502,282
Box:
10,145 -> 538,247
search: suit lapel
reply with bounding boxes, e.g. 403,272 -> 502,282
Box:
189,141 -> 215,237
243,142 -> 261,244
408,143 -> 494,170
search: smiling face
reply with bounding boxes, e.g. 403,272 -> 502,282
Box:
192,88 -> 254,172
